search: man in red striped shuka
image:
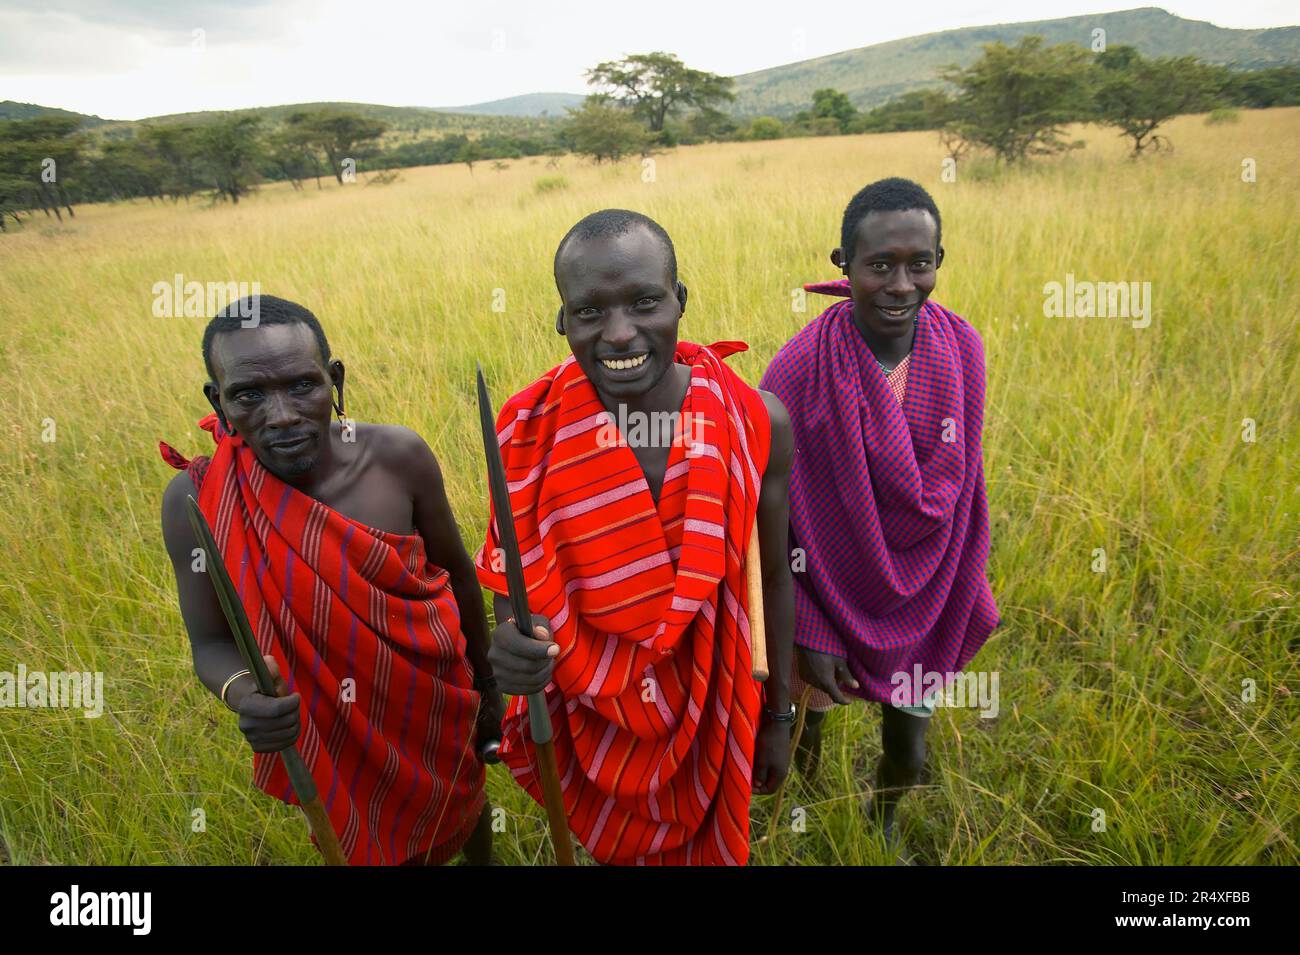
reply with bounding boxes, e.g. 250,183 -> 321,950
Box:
160,296 -> 502,865
476,210 -> 796,865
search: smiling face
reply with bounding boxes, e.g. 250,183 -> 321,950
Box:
204,322 -> 340,481
837,208 -> 942,343
556,226 -> 684,402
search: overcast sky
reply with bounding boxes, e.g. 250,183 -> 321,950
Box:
2,0 -> 1296,119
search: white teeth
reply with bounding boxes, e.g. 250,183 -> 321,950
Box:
601,354 -> 648,370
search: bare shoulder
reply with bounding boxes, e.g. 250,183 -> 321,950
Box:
162,469 -> 199,519
354,422 -> 441,482
758,389 -> 790,433
160,469 -> 201,558
757,389 -> 793,480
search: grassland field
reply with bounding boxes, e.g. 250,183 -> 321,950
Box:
0,108 -> 1296,865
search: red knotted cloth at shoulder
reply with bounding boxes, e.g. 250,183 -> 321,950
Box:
160,414 -> 485,865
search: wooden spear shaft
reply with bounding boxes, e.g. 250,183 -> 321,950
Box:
476,365 -> 576,866
745,523 -> 769,682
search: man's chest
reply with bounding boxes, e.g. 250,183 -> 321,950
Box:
316,466 -> 414,536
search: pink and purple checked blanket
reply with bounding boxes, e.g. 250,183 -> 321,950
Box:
760,279 -> 1001,704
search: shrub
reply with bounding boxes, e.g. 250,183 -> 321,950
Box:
533,174 -> 569,194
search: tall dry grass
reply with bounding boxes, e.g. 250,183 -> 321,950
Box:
0,110 -> 1296,864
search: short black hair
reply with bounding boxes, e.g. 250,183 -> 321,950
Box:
553,209 -> 678,289
202,295 -> 331,381
840,177 -> 942,261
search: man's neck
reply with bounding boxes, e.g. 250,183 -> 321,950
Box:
851,308 -> 915,369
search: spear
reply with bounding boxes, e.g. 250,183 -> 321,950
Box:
185,495 -> 348,866
476,364 -> 576,867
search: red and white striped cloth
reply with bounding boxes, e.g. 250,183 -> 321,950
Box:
475,342 -> 771,865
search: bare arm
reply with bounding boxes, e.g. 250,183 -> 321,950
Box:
161,471 -> 254,707
757,389 -> 794,714
749,390 -> 796,794
401,431 -> 494,684
160,471 -> 299,751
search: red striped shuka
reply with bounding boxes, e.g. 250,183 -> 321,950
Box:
160,414 -> 485,865
475,341 -> 771,865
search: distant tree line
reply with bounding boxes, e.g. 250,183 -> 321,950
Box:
2,41 -> 1297,227
0,108 -> 401,228
746,41 -> 1300,162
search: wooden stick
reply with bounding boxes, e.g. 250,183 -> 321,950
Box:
533,729 -> 576,867
745,522 -> 769,682
477,365 -> 576,866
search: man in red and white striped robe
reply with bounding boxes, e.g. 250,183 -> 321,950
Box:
477,210 -> 796,865
161,295 -> 501,865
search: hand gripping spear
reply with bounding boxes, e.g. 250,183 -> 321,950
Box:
185,495 -> 348,866
476,365 -> 577,867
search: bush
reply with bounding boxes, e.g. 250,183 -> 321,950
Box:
748,117 -> 784,140
533,174 -> 569,194
1205,108 -> 1240,125
564,100 -> 652,163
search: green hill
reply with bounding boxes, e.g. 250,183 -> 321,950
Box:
0,101 -> 110,127
434,92 -> 586,117
8,8 -> 1298,131
731,7 -> 1300,115
106,101 -> 559,138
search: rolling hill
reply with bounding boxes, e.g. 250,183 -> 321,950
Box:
0,101 -> 110,126
730,7 -> 1300,115
433,92 -> 585,117
0,100 -> 562,145
5,7 -> 1297,130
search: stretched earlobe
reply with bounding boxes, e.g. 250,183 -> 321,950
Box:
830,248 -> 846,272
204,383 -> 234,435
676,282 -> 688,314
329,360 -> 347,418
555,307 -> 565,335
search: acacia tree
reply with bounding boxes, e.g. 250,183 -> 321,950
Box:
456,138 -> 483,175
811,88 -> 858,133
266,123 -> 324,190
0,173 -> 29,230
585,52 -> 733,134
140,124 -> 203,201
0,116 -> 85,220
563,98 -> 651,163
287,111 -> 387,183
196,114 -> 264,204
90,138 -> 167,202
939,35 -> 1094,163
1094,46 -> 1226,156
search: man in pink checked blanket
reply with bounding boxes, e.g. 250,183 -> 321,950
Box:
761,178 -> 1000,864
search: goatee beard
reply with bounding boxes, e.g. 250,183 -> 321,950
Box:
276,454 -> 318,479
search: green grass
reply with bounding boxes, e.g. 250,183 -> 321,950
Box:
0,109 -> 1296,865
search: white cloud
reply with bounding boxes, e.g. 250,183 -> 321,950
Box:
0,0 -> 1295,119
